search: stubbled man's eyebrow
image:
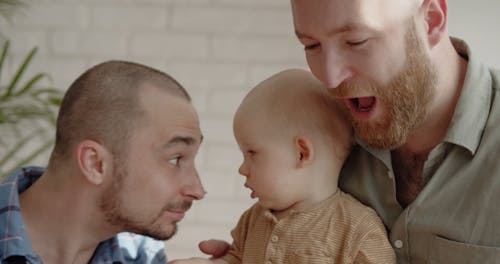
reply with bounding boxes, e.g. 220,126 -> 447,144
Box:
164,135 -> 203,149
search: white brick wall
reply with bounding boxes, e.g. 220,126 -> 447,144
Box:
3,0 -> 500,261
1,0 -> 307,260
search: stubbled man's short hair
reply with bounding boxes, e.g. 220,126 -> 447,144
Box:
50,60 -> 190,164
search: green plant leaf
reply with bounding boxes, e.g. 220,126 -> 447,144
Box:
0,110 -> 5,123
2,45 -> 37,100
0,139 -> 54,179
0,0 -> 25,22
0,40 -> 9,91
30,88 -> 62,97
0,37 -> 61,180
49,97 -> 62,106
14,72 -> 48,96
0,127 -> 45,167
0,92 -> 60,124
31,88 -> 63,106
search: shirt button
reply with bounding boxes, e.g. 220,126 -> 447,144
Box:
387,170 -> 394,179
394,240 -> 403,249
271,235 -> 278,242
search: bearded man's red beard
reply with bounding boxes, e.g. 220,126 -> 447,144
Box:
330,21 -> 437,149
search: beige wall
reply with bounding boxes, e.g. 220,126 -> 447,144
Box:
2,0 -> 498,260
447,0 -> 500,68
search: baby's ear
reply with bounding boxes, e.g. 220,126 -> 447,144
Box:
295,136 -> 314,168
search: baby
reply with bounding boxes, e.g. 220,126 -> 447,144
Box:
170,69 -> 395,263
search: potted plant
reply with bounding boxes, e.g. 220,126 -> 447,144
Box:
0,41 -> 62,179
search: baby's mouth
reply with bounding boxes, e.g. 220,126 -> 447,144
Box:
244,183 -> 256,198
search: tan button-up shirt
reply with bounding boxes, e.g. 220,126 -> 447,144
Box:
222,191 -> 395,264
339,38 -> 500,263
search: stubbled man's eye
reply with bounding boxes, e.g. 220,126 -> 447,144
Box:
168,155 -> 181,166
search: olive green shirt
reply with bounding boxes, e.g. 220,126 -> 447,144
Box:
339,38 -> 500,264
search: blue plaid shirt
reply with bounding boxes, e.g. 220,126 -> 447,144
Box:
0,167 -> 167,264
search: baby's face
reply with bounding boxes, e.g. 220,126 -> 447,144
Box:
233,113 -> 309,213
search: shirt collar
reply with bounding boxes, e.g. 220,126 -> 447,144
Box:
0,166 -> 44,263
0,167 -> 127,264
444,37 -> 492,155
356,37 -> 492,158
91,235 -> 123,263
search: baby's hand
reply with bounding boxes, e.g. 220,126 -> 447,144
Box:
167,257 -> 212,264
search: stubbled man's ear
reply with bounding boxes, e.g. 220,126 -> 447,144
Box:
76,140 -> 111,185
421,0 -> 448,47
295,136 -> 314,168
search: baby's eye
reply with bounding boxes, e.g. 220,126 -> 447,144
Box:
168,155 -> 181,166
247,150 -> 256,156
304,43 -> 320,51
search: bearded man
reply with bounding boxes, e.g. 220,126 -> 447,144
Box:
200,0 -> 500,263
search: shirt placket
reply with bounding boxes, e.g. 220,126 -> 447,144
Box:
390,208 -> 411,263
264,218 -> 284,264
364,146 -> 411,262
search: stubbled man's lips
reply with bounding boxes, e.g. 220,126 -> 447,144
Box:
164,210 -> 186,221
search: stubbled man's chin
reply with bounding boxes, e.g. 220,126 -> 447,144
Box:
129,220 -> 178,241
143,225 -> 177,241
